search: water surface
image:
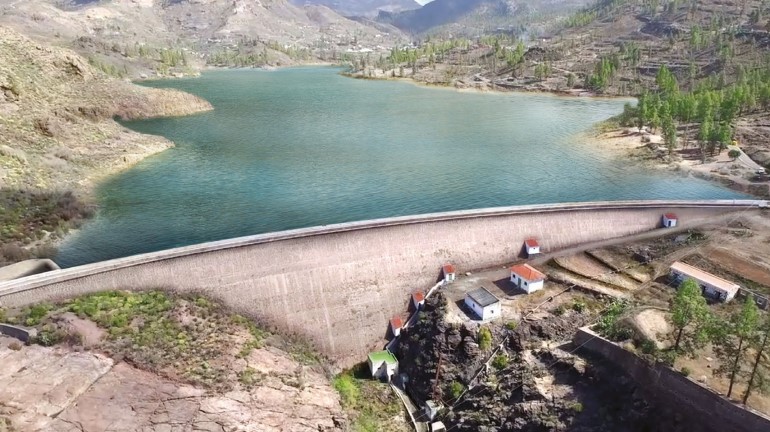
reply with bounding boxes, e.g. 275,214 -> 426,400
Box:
57,68 -> 746,267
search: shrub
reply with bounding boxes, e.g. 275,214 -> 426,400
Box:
572,300 -> 586,313
570,401 -> 584,413
22,304 -> 53,326
8,341 -> 22,351
728,149 -> 741,160
492,354 -> 509,370
554,305 -> 566,316
639,339 -> 658,355
449,381 -> 464,400
478,326 -> 493,350
35,328 -> 63,346
680,366 -> 691,377
505,321 -> 518,331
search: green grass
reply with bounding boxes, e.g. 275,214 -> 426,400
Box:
332,366 -> 406,432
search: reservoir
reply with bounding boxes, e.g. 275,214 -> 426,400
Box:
56,67 -> 746,267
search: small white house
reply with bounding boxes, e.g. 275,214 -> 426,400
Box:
430,421 -> 447,432
670,261 -> 740,302
524,238 -> 541,257
443,264 -> 456,283
390,316 -> 404,337
412,292 -> 426,310
464,287 -> 501,321
510,264 -> 546,294
423,400 -> 443,421
662,213 -> 678,228
368,350 -> 399,381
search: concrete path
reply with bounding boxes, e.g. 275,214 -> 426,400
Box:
391,384 -> 428,432
730,145 -> 765,172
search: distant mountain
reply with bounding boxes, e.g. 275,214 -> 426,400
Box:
377,0 -> 589,35
0,0 -> 406,76
378,0 -> 492,34
289,0 -> 421,17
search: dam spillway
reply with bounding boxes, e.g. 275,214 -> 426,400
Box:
0,200 -> 766,367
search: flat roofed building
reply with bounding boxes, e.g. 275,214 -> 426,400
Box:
464,287 -> 501,321
368,350 -> 398,381
510,264 -> 547,294
670,261 -> 740,302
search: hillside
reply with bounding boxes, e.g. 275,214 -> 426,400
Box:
0,0 -> 407,78
0,26 -> 211,264
376,0 -> 590,35
289,0 -> 421,17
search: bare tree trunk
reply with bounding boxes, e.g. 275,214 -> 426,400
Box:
743,331 -> 769,405
727,337 -> 744,398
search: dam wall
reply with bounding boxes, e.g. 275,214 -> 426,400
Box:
0,200 -> 764,366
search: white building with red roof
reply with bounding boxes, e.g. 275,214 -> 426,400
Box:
524,238 -> 541,257
510,264 -> 546,294
412,292 -> 426,310
390,316 -> 404,337
443,264 -> 456,283
662,213 -> 678,228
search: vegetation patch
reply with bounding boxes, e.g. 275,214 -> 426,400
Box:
0,189 -> 93,266
332,364 -> 408,432
0,291 -> 280,392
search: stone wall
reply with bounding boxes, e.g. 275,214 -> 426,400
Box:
573,327 -> 770,432
0,200 -> 764,367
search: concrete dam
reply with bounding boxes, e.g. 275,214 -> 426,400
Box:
0,200 -> 766,367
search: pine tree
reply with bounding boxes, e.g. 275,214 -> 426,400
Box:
671,279 -> 711,355
713,298 -> 760,398
744,314 -> 770,404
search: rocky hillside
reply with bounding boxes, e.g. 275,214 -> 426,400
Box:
0,26 -> 211,264
0,0 -> 407,77
396,294 -> 696,431
376,0 -> 590,35
290,0 -> 421,17
0,291 -> 347,431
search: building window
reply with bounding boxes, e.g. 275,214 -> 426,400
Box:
524,281 -> 528,286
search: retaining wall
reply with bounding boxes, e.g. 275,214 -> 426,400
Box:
573,327 -> 770,432
0,200 -> 764,366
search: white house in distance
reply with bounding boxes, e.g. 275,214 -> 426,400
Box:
510,264 -> 546,294
670,261 -> 740,302
464,287 -> 501,321
443,264 -> 456,283
412,292 -> 426,310
390,316 -> 404,337
524,238 -> 541,257
368,350 -> 399,381
662,213 -> 678,228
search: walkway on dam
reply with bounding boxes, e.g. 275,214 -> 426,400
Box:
527,210 -> 757,268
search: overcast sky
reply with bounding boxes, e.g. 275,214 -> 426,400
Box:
416,0 -> 434,4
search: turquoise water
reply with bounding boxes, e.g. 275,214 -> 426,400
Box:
56,67 -> 746,267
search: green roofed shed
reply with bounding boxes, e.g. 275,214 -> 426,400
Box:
368,350 -> 399,381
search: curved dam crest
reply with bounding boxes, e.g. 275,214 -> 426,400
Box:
0,200 -> 766,367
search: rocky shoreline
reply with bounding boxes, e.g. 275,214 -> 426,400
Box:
589,127 -> 770,199
0,26 -> 212,265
